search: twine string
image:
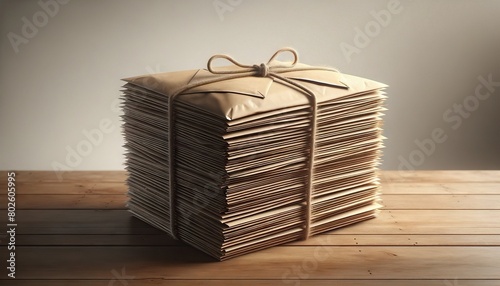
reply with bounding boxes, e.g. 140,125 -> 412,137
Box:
167,48 -> 338,240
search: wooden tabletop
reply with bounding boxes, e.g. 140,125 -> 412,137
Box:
1,170 -> 499,285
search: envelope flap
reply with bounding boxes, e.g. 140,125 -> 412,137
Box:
281,69 -> 349,89
122,69 -> 199,96
184,69 -> 273,99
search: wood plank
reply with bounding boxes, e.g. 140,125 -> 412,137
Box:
3,176 -> 499,197
381,170 -> 500,183
381,194 -> 500,209
2,280 -> 499,286
10,226 -> 162,235
0,210 -> 163,234
2,170 -> 500,185
6,209 -> 500,235
0,171 -> 127,184
335,209 -> 500,235
2,182 -> 127,195
4,234 -> 500,247
2,246 -> 499,279
0,194 -> 128,210
3,170 -> 500,184
292,234 -> 500,246
8,210 -> 140,228
0,234 -> 179,246
3,193 -> 499,210
382,182 -> 500,195
6,181 -> 500,196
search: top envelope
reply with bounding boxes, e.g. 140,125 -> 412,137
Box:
123,62 -> 387,121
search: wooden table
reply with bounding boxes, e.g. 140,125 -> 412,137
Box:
1,170 -> 499,285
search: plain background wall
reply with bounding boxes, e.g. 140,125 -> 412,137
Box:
1,0 -> 499,172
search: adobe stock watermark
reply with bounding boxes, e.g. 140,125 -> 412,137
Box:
281,235 -> 335,285
7,0 -> 71,54
50,117 -> 117,181
51,64 -> 162,181
340,0 -> 403,63
108,267 -> 135,286
213,0 -> 244,21
398,73 -> 499,172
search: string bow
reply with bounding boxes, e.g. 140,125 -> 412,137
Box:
207,47 -> 300,77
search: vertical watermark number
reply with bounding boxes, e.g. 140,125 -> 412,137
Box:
6,172 -> 17,279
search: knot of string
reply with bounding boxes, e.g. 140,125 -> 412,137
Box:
167,48 -> 339,240
253,63 -> 269,77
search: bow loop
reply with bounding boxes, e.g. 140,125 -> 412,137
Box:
267,47 -> 299,66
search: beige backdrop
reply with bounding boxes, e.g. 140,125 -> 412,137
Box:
1,0 -> 499,172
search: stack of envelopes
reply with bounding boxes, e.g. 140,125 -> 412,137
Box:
121,57 -> 387,260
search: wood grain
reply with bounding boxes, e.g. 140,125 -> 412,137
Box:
4,234 -> 500,247
2,246 -> 500,280
4,209 -> 499,235
2,194 -> 500,210
0,194 -> 128,209
4,280 -> 500,286
380,170 -> 500,183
